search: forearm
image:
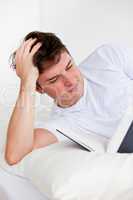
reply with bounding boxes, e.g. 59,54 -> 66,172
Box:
5,81 -> 36,164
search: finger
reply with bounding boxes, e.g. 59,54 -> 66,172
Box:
24,38 -> 37,55
15,47 -> 22,66
20,38 -> 33,52
30,42 -> 42,56
15,39 -> 32,62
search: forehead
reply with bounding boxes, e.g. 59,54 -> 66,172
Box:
38,51 -> 72,82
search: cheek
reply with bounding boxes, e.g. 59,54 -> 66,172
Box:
72,68 -> 81,78
54,82 -> 66,96
44,83 -> 65,98
43,86 -> 56,97
76,69 -> 82,77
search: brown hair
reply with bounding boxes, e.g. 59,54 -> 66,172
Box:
11,31 -> 70,74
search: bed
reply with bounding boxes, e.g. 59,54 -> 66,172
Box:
0,167 -> 48,200
1,94 -> 133,199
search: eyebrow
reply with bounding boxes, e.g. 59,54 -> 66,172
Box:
46,59 -> 72,82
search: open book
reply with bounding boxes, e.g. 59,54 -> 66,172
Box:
56,128 -> 109,153
56,102 -> 133,153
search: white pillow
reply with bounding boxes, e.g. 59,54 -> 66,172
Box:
1,141 -> 133,200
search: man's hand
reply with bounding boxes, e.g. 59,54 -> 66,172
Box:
15,38 -> 41,86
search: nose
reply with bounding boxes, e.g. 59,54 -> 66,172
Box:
61,71 -> 74,87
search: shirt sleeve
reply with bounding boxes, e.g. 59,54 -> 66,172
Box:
35,118 -> 70,142
79,44 -> 133,80
115,45 -> 133,80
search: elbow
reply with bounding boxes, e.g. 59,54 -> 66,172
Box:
5,138 -> 33,165
5,146 -> 33,166
5,152 -> 21,165
5,153 -> 20,166
4,146 -> 23,165
4,144 -> 21,165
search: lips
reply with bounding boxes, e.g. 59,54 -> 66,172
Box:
68,84 -> 78,93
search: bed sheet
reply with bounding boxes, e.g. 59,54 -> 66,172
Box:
0,168 -> 49,200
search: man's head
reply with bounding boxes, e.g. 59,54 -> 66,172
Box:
12,31 -> 84,108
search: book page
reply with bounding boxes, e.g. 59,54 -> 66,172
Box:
57,128 -> 109,153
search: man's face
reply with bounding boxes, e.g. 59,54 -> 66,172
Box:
37,51 -> 84,108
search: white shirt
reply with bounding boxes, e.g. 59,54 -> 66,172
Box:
36,44 -> 133,141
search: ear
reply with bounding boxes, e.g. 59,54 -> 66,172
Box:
36,86 -> 45,94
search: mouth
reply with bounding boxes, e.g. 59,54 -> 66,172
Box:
57,82 -> 81,107
68,83 -> 78,93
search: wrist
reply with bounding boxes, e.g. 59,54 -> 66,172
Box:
20,80 -> 36,93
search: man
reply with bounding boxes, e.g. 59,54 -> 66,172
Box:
5,31 -> 133,165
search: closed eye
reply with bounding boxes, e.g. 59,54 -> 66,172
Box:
48,76 -> 58,84
66,64 -> 73,71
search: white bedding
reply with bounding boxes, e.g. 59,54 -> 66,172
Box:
1,96 -> 133,199
0,167 -> 48,200
1,141 -> 133,200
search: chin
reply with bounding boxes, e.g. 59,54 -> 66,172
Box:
56,81 -> 84,108
58,94 -> 81,108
